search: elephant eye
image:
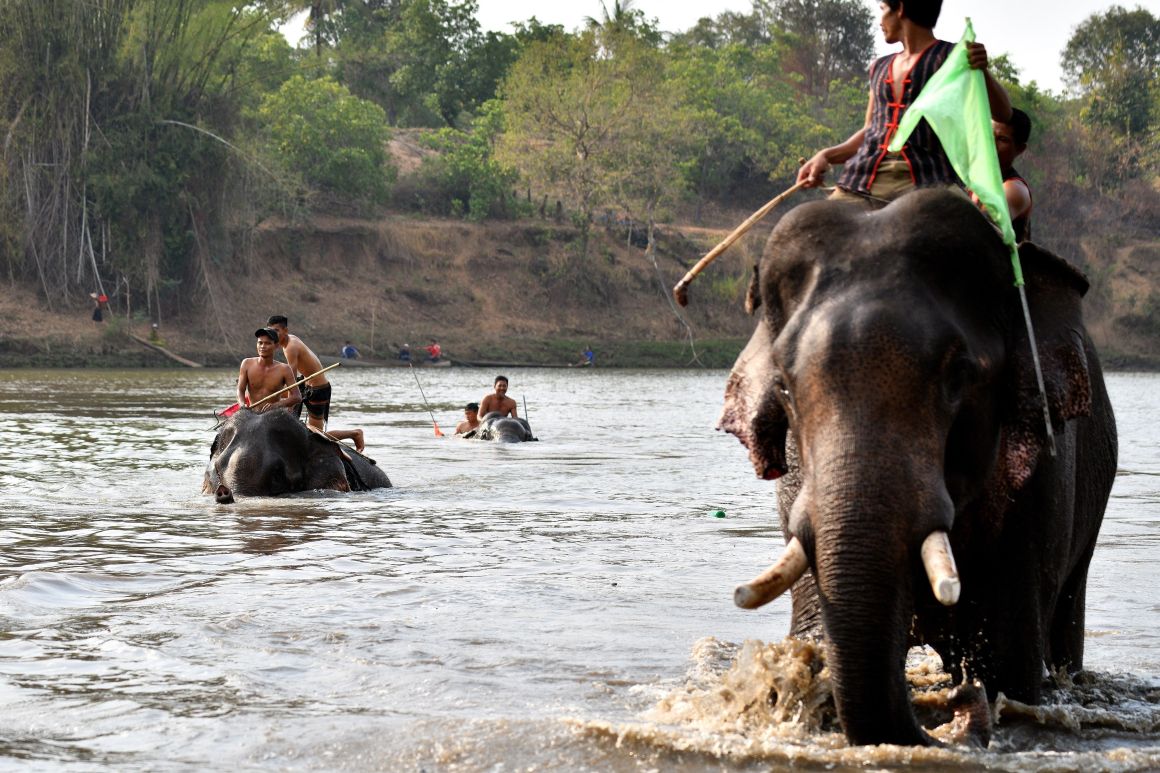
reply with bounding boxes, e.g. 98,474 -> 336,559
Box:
943,357 -> 980,406
773,374 -> 794,405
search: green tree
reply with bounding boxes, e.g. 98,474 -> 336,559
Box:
1062,5 -> 1160,136
412,100 -> 525,220
331,0 -> 497,126
665,37 -> 832,219
498,29 -> 652,256
259,75 -> 394,203
766,0 -> 875,104
0,0 -> 284,324
583,0 -> 662,46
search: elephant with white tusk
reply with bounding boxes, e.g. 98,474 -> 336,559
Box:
720,188 -> 1117,747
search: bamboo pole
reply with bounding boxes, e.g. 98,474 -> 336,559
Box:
673,181 -> 805,307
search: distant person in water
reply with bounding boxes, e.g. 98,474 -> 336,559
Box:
341,341 -> 360,359
424,339 -> 442,362
266,315 -> 365,452
397,343 -> 411,362
455,402 -> 481,434
237,328 -> 300,412
994,107 -> 1033,242
478,375 -> 517,419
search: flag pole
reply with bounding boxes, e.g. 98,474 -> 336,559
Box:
1009,251 -> 1056,457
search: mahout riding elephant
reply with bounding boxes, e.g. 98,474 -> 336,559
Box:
203,408 -> 391,504
719,189 -> 1117,746
465,412 -> 536,442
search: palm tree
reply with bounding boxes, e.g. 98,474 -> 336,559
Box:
288,0 -> 344,57
583,0 -> 638,34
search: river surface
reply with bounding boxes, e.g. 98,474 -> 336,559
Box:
0,367 -> 1157,771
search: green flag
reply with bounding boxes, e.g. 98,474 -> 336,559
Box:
887,19 -> 1023,284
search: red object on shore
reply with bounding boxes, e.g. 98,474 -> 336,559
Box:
97,294 -> 108,304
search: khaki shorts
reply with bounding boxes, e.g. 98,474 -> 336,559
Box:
829,155 -> 967,209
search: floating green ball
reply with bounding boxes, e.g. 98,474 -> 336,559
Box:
713,510 -> 726,518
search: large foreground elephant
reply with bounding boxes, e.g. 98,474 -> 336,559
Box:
719,189 -> 1117,746
204,409 -> 391,503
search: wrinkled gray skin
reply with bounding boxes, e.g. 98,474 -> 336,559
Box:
467,412 -> 536,442
720,189 -> 1117,746
203,409 -> 390,503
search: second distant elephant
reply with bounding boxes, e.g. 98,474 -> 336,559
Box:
466,412 -> 536,442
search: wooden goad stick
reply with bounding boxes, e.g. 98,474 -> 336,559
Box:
672,181 -> 805,307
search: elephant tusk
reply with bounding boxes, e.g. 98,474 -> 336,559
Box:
734,537 -> 808,610
921,531 -> 961,606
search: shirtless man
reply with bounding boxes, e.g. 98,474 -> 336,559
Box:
478,375 -> 517,419
994,107 -> 1033,242
266,315 -> 366,452
455,402 -> 481,434
237,328 -> 300,412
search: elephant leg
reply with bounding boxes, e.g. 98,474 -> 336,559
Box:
965,596 -> 1047,704
1047,540 -> 1096,674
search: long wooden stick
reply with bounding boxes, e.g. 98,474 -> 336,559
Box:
216,362 -> 342,421
249,361 -> 342,409
673,181 -> 805,307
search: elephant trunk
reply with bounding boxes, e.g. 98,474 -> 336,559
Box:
810,485 -> 934,746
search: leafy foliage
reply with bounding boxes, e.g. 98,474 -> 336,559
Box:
1062,6 -> 1160,137
0,0 -> 1156,330
409,100 -> 525,220
259,75 -> 394,203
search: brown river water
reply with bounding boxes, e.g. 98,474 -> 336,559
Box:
0,367 -> 1157,771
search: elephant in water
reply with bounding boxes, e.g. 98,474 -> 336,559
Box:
719,189 -> 1117,747
203,409 -> 391,504
464,412 -> 536,442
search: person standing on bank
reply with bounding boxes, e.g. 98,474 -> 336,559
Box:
266,315 -> 366,452
796,0 -> 1011,207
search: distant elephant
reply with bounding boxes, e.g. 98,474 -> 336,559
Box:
203,409 -> 391,504
719,189 -> 1117,746
465,412 -> 536,442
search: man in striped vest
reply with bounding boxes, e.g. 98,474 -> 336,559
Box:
796,0 -> 1012,208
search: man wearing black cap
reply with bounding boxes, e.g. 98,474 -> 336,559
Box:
236,328 -> 300,413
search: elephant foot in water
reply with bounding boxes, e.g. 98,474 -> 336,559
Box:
913,681 -> 993,747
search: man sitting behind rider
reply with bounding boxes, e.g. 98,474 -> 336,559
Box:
237,328 -> 300,412
994,107 -> 1033,241
266,315 -> 365,453
796,0 -> 1011,206
478,375 -> 517,419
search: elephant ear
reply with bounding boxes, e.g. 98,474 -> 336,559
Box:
998,242 -> 1094,494
719,266 -> 790,480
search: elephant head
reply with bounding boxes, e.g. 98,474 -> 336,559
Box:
203,409 -> 390,503
470,413 -> 536,442
720,189 -> 1105,746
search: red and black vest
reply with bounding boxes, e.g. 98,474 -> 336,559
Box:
837,40 -> 959,195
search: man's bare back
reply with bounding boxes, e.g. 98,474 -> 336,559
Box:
279,333 -> 327,387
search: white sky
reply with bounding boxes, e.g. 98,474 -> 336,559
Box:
476,0 -> 1160,94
